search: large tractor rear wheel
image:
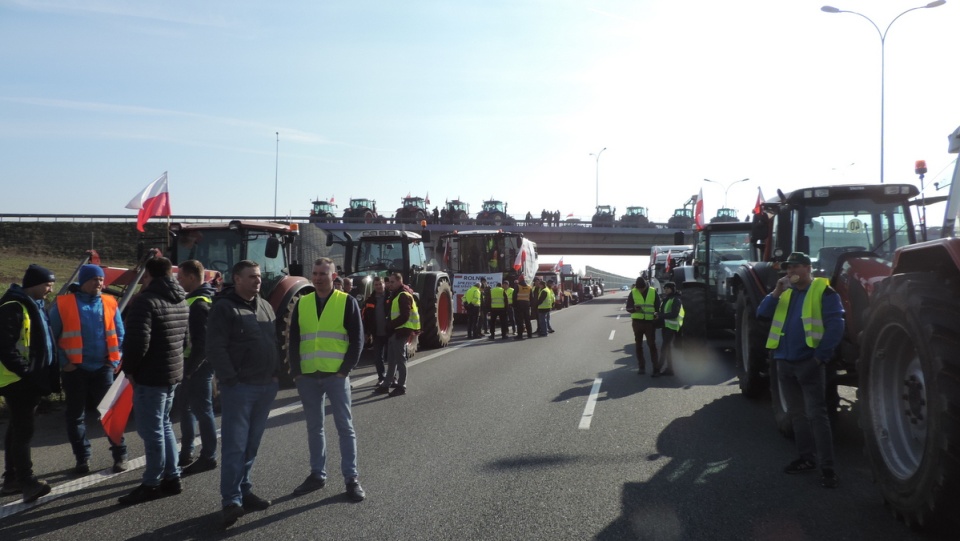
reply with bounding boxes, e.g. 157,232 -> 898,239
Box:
419,279 -> 454,349
679,285 -> 707,346
767,359 -> 794,438
735,290 -> 768,398
859,272 -> 960,529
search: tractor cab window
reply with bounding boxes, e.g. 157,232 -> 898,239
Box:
174,230 -> 241,282
358,240 -> 404,272
409,241 -> 424,268
247,235 -> 286,287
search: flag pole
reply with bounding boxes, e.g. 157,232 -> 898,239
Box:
274,132 -> 279,219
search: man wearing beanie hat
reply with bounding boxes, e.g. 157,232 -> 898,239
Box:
49,263 -> 128,474
0,264 -> 58,502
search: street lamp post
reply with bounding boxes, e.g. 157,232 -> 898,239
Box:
703,177 -> 749,208
590,147 -> 606,209
821,1 -> 946,184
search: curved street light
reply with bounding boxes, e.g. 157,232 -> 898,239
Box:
589,147 -> 607,209
821,1 -> 946,184
703,177 -> 749,208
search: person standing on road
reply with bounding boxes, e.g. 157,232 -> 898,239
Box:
625,277 -> 660,375
479,277 -> 491,336
362,276 -> 390,387
505,280 -> 517,335
118,257 -> 189,505
0,265 -> 59,503
487,282 -> 508,340
290,257 -> 366,502
757,252 -> 844,489
375,272 -> 420,397
49,264 -> 128,474
464,281 -> 482,339
176,260 -> 219,475
655,282 -> 683,377
536,280 -> 555,337
512,276 -> 533,339
206,260 -> 279,527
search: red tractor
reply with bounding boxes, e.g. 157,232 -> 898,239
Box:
732,175 -> 960,527
394,196 -> 429,224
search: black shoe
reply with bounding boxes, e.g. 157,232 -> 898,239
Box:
376,379 -> 385,387
514,336 -> 524,340
345,480 -> 366,502
821,469 -> 839,488
527,334 -> 533,338
22,478 -> 51,503
293,474 -> 326,496
182,457 -> 217,476
548,329 -> 555,333
390,380 -> 400,388
242,492 -> 271,511
373,386 -> 389,394
118,484 -> 162,505
112,459 -> 129,473
488,335 -> 495,340
1,472 -> 21,495
784,458 -> 817,474
178,453 -> 194,468
502,335 -> 509,340
160,476 -> 183,495
222,503 -> 245,527
650,372 -> 660,378
74,460 -> 90,475
388,386 -> 406,397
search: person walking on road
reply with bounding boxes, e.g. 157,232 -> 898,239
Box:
49,263 -> 128,474
118,257 -> 189,505
0,264 -> 59,503
290,257 -> 366,502
464,281 -> 482,339
206,260 -> 279,527
757,252 -> 844,489
656,282 -> 683,377
512,276 -> 533,339
362,276 -> 390,387
176,260 -> 219,475
374,272 -> 420,397
488,282 -> 509,340
625,277 -> 660,375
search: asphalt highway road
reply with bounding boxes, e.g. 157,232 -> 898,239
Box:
0,292 -> 949,540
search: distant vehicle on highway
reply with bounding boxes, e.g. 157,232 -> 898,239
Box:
620,285 -> 630,291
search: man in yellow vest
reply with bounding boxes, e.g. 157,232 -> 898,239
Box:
625,277 -> 660,375
536,279 -> 556,337
464,281 -> 482,339
512,276 -> 533,339
49,263 -> 128,474
0,264 -> 58,502
505,280 -> 517,335
375,272 -> 420,396
656,282 -> 684,377
290,257 -> 365,502
176,260 -> 219,475
757,252 -> 844,489
488,282 -> 509,340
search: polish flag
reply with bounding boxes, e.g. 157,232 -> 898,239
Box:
566,213 -> 574,218
126,172 -> 171,232
425,192 -> 430,205
694,187 -> 705,231
553,256 -> 564,272
442,239 -> 450,266
513,246 -> 526,271
753,187 -> 765,215
97,373 -> 133,446
666,252 -> 674,273
329,195 -> 335,204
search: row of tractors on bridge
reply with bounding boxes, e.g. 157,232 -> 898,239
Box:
61,126 -> 960,530
308,195 -> 743,229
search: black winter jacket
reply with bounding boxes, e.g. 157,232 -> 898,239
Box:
206,287 -> 280,386
183,282 -> 217,377
0,284 -> 60,395
121,276 -> 189,386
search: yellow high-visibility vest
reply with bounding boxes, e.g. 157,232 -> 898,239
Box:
766,278 -> 829,349
490,287 -> 506,309
391,291 -> 421,330
630,288 -> 656,320
298,291 -> 349,374
663,298 -> 685,331
0,301 -> 28,388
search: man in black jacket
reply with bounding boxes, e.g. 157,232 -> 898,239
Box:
176,260 -> 219,475
206,260 -> 279,527
118,257 -> 189,505
0,264 -> 58,503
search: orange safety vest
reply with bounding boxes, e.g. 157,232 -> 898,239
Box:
56,294 -> 121,364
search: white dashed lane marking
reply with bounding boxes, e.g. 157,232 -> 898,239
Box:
579,378 -> 603,430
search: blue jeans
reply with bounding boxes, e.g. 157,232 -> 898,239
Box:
62,364 -> 126,463
133,383 -> 180,486
295,375 -> 358,482
219,381 -> 278,507
179,363 -> 218,461
537,311 -> 549,336
777,358 -> 835,469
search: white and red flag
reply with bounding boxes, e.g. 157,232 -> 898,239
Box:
126,172 -> 171,232
97,373 -> 133,446
553,257 -> 564,272
425,192 -> 430,205
513,246 -> 527,271
329,195 -> 335,204
666,252 -> 674,273
694,187 -> 705,231
753,187 -> 765,215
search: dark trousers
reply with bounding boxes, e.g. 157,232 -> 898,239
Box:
778,358 -> 835,469
514,303 -> 532,337
62,364 -> 126,463
631,319 -> 659,373
1,379 -> 41,482
466,304 -> 480,338
488,309 -> 508,338
660,328 -> 677,372
371,335 -> 389,380
179,362 -> 218,461
506,305 -> 517,333
385,334 -> 408,387
480,309 -> 489,333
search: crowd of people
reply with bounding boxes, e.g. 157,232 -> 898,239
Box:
461,275 -> 558,340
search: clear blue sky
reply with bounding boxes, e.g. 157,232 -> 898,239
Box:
2,1 -> 958,276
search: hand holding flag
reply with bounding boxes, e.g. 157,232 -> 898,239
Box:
126,172 -> 171,232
